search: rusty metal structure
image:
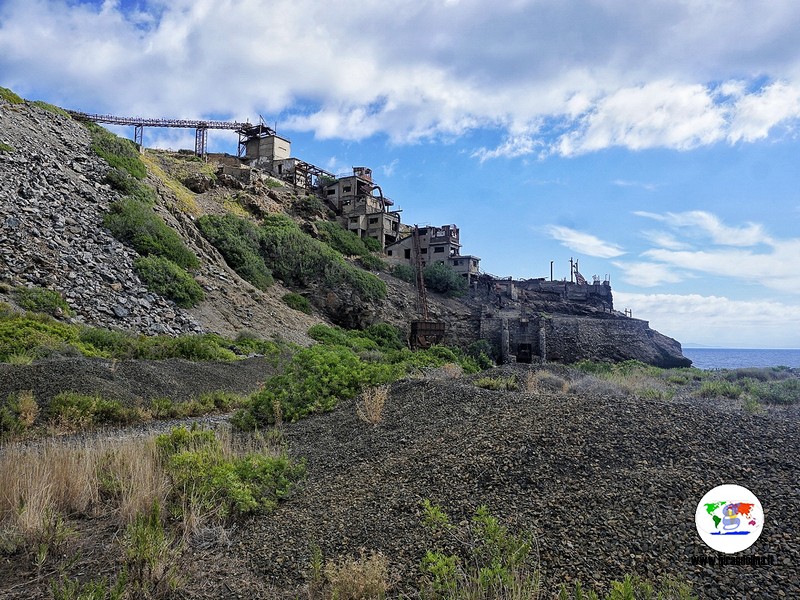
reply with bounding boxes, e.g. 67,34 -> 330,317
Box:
67,110 -> 255,158
410,225 -> 446,349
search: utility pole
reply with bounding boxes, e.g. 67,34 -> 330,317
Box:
550,260 -> 554,281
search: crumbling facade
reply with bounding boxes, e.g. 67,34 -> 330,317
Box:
384,225 -> 481,283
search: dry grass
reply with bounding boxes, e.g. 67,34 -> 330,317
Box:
439,363 -> 464,379
13,390 -> 39,427
323,549 -> 392,599
357,385 -> 389,425
524,371 -> 569,394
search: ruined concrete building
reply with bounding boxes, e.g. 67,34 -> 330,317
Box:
238,126 -> 482,273
384,225 -> 481,284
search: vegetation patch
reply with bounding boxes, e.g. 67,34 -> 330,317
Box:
48,391 -> 140,430
423,262 -> 468,297
316,221 -> 374,256
392,263 -> 416,284
559,575 -> 697,599
282,292 -> 312,314
140,151 -> 200,215
474,375 -> 519,391
85,121 -> 146,179
0,86 -> 23,104
156,425 -> 306,519
134,256 -> 205,308
13,286 -> 72,316
104,167 -> 158,205
197,214 -> 273,289
31,100 -> 70,118
104,198 -> 199,269
0,141 -> 14,154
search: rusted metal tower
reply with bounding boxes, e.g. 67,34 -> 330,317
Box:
409,225 -> 445,349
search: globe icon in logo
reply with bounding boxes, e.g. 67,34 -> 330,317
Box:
695,484 -> 763,553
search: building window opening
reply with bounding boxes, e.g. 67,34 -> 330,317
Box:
404,249 -> 411,259
434,246 -> 445,253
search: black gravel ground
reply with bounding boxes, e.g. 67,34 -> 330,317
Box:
199,365 -> 800,599
0,356 -> 277,405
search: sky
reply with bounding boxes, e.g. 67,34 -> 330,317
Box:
2,0 -> 800,348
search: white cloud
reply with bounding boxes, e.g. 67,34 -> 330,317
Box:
634,210 -> 771,246
381,158 -> 399,177
614,291 -> 800,348
641,230 -> 692,251
545,225 -> 625,258
611,261 -> 688,287
2,1 -> 800,155
612,179 -> 658,191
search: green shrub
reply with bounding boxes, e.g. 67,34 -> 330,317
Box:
240,345 -> 398,426
78,327 -> 139,358
363,236 -> 382,253
558,575 -> 697,600
13,286 -> 72,316
104,168 -> 158,205
197,214 -> 273,289
48,392 -> 138,428
104,198 -> 199,269
123,501 -> 179,597
358,253 -> 386,271
134,256 -> 204,308
698,380 -> 744,399
317,221 -> 372,256
85,122 -> 146,179
750,378 -> 800,404
156,425 -> 305,518
0,314 -> 93,361
419,501 -> 539,598
260,217 -> 386,301
0,86 -> 23,104
466,340 -> 495,369
0,142 -> 14,154
474,375 -> 519,391
392,264 -> 416,284
282,292 -> 312,314
31,100 -> 70,118
423,262 -> 468,297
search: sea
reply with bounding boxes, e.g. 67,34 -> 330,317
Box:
682,348 -> 800,370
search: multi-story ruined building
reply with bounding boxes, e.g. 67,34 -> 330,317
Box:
321,167 -> 402,249
384,224 -> 481,283
239,125 -> 481,269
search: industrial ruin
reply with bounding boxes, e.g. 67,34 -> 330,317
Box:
69,110 -> 635,362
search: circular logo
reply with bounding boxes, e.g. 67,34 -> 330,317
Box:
695,484 -> 763,554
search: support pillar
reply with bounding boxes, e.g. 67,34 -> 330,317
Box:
195,127 -> 208,158
134,124 -> 143,147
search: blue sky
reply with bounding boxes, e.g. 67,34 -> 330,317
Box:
2,0 -> 800,348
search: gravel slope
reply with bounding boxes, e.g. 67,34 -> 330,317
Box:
199,366 -> 800,599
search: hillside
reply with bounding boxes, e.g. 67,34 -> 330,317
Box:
0,95 -> 688,366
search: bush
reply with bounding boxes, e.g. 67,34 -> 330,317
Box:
85,122 -> 146,179
13,286 -> 72,316
363,236 -> 382,253
419,501 -> 539,599
0,314 -> 93,362
197,214 -> 273,289
0,86 -> 23,104
156,425 -> 306,518
240,345 -> 398,426
750,378 -> 800,404
317,221 -> 371,256
698,380 -> 744,399
134,256 -> 205,308
48,392 -> 139,429
0,142 -> 14,154
104,198 -> 199,269
559,575 -> 697,600
392,264 -> 416,284
358,253 -> 387,271
282,292 -> 312,314
423,262 -> 468,297
260,217 -> 386,301
104,168 -> 158,205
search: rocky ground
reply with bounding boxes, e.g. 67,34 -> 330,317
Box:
2,363 -> 797,599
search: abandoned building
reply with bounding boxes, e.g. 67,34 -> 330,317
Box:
385,225 -> 482,283
321,167 -> 403,248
